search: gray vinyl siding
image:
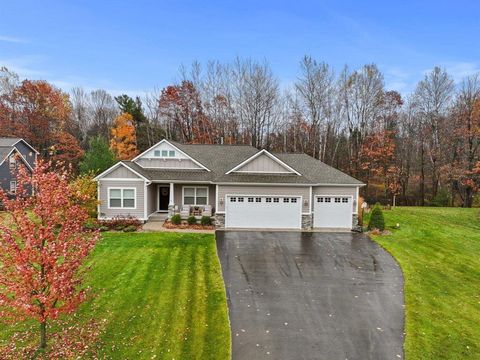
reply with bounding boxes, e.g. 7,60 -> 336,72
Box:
135,158 -> 201,169
98,179 -> 146,219
0,149 -> 33,194
147,184 -> 157,216
14,142 -> 36,168
174,184 -> 216,210
312,186 -> 358,213
236,153 -> 291,173
104,165 -> 141,179
0,160 -> 15,192
217,185 -> 310,213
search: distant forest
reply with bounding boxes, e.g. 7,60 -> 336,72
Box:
1,56 -> 479,207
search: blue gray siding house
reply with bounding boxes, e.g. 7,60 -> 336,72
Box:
0,138 -> 38,196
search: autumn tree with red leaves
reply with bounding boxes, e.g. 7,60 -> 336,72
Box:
159,81 -> 215,144
0,161 -> 99,353
360,130 -> 399,201
0,77 -> 72,156
110,112 -> 138,160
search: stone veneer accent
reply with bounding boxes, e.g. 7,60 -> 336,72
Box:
215,214 -> 225,228
301,214 -> 312,230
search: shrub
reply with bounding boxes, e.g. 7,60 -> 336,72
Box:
430,188 -> 451,207
171,214 -> 181,225
99,226 -> 109,232
200,216 -> 212,226
187,215 -> 197,225
368,203 -> 385,231
114,224 -> 126,231
123,225 -> 137,232
84,218 -> 99,231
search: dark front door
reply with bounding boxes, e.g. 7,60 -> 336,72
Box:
159,186 -> 170,211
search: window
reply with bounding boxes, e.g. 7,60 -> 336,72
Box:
10,181 -> 16,194
266,197 -> 272,203
161,150 -> 168,157
283,198 -> 290,203
9,155 -> 16,170
154,150 -> 161,157
342,198 -> 349,203
273,198 -> 279,203
291,198 -> 297,203
230,197 -> 237,202
317,197 -> 323,203
248,197 -> 254,202
325,197 -> 331,203
335,197 -> 341,203
238,197 -> 244,202
255,197 -> 262,203
183,187 -> 208,205
169,150 -> 175,157
109,188 -> 136,209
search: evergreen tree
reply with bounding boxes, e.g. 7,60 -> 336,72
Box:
80,136 -> 116,175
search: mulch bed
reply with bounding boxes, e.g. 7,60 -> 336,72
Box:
163,222 -> 215,231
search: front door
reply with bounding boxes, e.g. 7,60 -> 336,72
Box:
159,186 -> 170,211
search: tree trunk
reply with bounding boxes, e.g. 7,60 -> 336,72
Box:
39,321 -> 47,350
420,143 -> 425,206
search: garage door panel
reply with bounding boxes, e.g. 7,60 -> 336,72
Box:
225,196 -> 301,229
314,196 -> 352,228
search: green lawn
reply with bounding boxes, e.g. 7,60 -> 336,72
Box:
369,207 -> 480,360
0,232 -> 231,359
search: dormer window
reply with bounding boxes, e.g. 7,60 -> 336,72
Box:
153,149 -> 176,158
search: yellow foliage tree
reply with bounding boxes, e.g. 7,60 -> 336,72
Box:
110,112 -> 138,160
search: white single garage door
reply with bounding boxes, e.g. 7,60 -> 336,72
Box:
225,195 -> 302,229
314,196 -> 353,229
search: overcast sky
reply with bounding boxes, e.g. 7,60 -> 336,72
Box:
1,0 -> 479,97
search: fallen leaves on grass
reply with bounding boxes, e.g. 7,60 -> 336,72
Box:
0,319 -> 104,359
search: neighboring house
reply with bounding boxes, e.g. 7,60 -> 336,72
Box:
0,138 -> 38,196
94,139 -> 364,230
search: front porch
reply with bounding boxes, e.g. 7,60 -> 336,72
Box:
147,183 -> 216,220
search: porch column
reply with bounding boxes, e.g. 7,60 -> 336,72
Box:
168,183 -> 175,218
169,183 -> 174,205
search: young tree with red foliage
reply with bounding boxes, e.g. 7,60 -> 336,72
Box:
0,161 -> 99,353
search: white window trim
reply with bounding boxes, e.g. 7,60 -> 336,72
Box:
182,186 -> 209,206
107,187 -> 137,209
10,180 -> 17,194
132,139 -> 211,171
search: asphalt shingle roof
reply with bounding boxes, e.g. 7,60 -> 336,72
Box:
0,138 -> 22,147
120,141 -> 363,186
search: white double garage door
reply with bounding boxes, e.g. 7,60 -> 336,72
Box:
225,194 -> 353,229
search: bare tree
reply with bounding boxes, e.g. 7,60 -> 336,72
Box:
230,58 -> 279,148
295,56 -> 335,160
413,67 -> 455,198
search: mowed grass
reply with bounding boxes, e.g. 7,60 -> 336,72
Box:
0,232 -> 231,359
369,207 -> 480,359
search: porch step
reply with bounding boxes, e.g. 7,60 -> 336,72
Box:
148,213 -> 168,222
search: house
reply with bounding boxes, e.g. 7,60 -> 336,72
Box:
94,139 -> 364,230
0,138 -> 38,196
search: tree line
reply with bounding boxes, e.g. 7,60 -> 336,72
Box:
1,56 -> 479,207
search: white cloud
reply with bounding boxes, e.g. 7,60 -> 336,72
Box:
0,35 -> 27,43
444,62 -> 480,83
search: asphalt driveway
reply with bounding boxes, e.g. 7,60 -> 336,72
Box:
216,231 -> 404,360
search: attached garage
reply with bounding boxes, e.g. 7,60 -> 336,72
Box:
225,195 -> 302,229
313,196 -> 353,229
